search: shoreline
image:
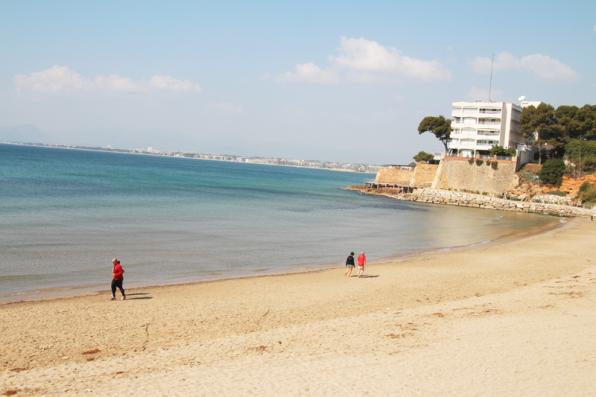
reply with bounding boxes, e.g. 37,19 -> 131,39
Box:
1,217 -> 594,395
0,215 -> 562,306
347,185 -> 596,217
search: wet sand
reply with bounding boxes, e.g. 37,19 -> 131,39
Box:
1,218 -> 595,396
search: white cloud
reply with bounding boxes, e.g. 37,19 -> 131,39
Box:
15,66 -> 87,93
277,63 -> 339,84
472,52 -> 577,81
520,54 -> 577,80
94,74 -> 141,93
332,37 -> 451,80
149,75 -> 201,92
277,37 -> 451,84
15,65 -> 201,94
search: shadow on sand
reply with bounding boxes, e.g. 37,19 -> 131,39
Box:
351,274 -> 379,278
126,292 -> 153,300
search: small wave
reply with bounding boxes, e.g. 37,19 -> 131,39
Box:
0,273 -> 48,282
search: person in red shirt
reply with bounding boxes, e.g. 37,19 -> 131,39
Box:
111,258 -> 126,300
357,251 -> 366,277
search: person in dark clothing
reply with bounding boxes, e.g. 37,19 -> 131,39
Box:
344,251 -> 355,278
111,258 -> 126,300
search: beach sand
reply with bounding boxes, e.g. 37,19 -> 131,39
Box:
1,218 -> 595,396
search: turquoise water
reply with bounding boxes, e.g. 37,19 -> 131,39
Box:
0,144 -> 554,301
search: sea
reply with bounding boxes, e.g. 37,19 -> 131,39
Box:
0,144 -> 555,301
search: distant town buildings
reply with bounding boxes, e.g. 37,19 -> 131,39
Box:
449,101 -> 526,158
131,147 -> 379,172
3,141 -> 379,173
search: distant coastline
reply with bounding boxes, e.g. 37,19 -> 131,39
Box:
0,141 -> 379,174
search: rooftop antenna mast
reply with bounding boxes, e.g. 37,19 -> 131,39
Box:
488,53 -> 494,102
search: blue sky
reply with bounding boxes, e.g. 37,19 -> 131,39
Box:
1,1 -> 594,163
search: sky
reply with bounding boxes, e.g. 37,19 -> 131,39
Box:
0,1 -> 594,164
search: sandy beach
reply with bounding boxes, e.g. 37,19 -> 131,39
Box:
1,218 -> 595,396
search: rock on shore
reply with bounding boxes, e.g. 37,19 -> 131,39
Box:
349,186 -> 596,218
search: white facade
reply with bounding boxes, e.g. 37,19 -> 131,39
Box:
449,101 -> 524,157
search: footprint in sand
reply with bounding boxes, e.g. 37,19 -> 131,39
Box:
548,291 -> 584,299
538,304 -> 555,309
247,345 -> 268,353
386,332 -> 413,339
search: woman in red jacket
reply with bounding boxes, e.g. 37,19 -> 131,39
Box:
357,251 -> 366,277
111,258 -> 126,300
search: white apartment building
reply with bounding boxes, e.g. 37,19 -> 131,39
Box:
449,101 -> 524,157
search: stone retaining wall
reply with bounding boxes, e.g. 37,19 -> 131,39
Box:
374,163 -> 439,187
432,157 -> 518,195
412,163 -> 438,187
375,166 -> 413,185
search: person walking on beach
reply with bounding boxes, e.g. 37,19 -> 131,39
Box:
345,252 -> 355,278
111,258 -> 126,300
357,251 -> 366,277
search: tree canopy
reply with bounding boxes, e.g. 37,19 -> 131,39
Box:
539,158 -> 566,186
490,146 -> 516,157
417,116 -> 452,152
413,151 -> 434,163
520,103 -> 596,162
565,139 -> 596,174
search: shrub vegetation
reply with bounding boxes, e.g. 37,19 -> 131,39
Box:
413,151 -> 434,163
539,159 -> 565,186
578,182 -> 596,207
490,146 -> 516,157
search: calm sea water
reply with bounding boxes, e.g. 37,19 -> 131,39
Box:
0,144 -> 554,301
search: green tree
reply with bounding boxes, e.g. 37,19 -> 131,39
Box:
520,103 -> 557,163
565,139 -> 596,174
490,146 -> 516,157
413,151 -> 434,163
574,105 -> 596,140
554,105 -> 580,139
539,158 -> 565,186
540,123 -> 567,158
417,116 -> 452,152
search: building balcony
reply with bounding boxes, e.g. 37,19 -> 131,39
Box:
477,123 -> 501,128
451,131 -> 479,139
478,112 -> 502,119
476,140 -> 499,148
475,144 -> 494,151
448,141 -> 477,150
452,109 -> 481,117
449,140 -> 499,151
452,122 -> 483,130
478,109 -> 502,114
